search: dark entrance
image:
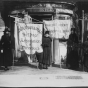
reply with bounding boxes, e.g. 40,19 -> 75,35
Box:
31,15 -> 53,22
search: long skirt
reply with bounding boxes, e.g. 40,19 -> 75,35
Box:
3,49 -> 13,66
84,53 -> 88,68
42,47 -> 51,65
67,49 -> 79,70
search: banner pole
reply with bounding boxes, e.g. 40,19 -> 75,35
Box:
12,49 -> 14,70
82,10 -> 85,71
51,15 -> 54,66
82,10 -> 84,43
12,18 -> 17,70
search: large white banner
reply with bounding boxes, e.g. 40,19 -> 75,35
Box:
17,23 -> 43,54
44,20 -> 71,39
55,20 -> 71,39
44,20 -> 55,38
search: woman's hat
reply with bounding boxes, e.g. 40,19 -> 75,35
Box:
45,31 -> 49,34
71,28 -> 76,32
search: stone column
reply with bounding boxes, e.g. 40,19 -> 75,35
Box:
53,39 -> 61,65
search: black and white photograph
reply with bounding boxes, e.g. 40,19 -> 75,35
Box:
0,0 -> 88,87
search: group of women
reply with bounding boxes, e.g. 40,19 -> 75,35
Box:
0,27 -> 52,70
0,26 -> 84,71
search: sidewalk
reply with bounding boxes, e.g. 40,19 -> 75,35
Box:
0,62 -> 88,87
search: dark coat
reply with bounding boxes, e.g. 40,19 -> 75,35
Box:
83,41 -> 88,68
67,33 -> 79,69
42,36 -> 52,65
0,34 -> 13,66
0,41 -> 3,66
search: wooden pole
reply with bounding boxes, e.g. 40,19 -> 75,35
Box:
82,10 -> 85,71
51,15 -> 54,66
82,10 -> 84,43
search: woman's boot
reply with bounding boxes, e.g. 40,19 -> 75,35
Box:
45,64 -> 48,69
39,63 -> 42,70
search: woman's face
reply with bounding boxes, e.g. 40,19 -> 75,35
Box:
45,34 -> 49,37
5,31 -> 10,36
6,31 -> 9,34
71,30 -> 74,34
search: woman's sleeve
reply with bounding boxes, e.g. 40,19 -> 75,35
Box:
0,36 -> 4,49
75,35 -> 78,44
11,37 -> 15,49
50,37 -> 52,42
0,36 -> 4,44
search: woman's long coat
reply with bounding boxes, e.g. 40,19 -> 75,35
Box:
67,33 -> 79,69
0,34 -> 13,66
42,36 -> 52,65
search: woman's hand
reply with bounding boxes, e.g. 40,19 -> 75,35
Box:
1,49 -> 3,53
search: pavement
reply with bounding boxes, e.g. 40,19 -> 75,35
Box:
0,62 -> 88,87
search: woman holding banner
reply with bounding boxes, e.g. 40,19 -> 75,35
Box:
42,31 -> 52,69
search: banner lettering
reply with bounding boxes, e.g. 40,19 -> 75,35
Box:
17,23 -> 42,54
44,20 -> 71,39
